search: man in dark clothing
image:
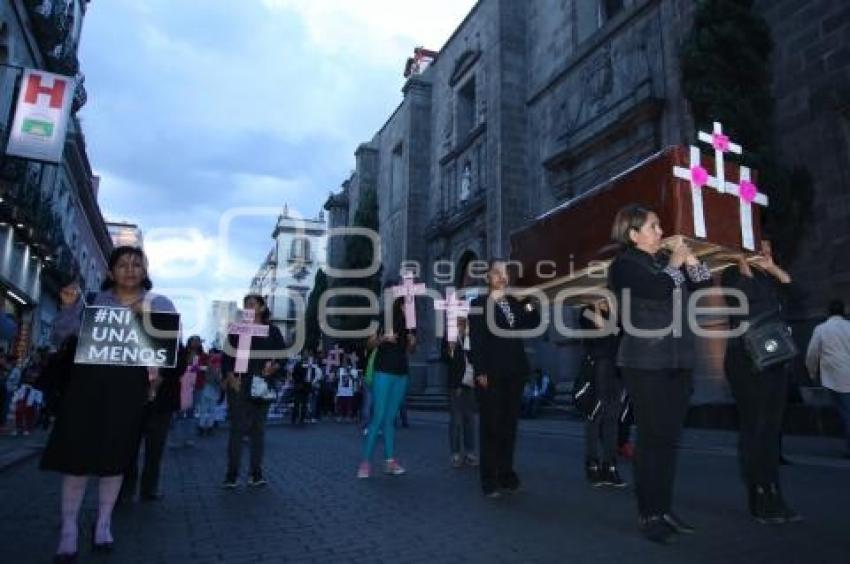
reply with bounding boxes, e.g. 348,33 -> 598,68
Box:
291,357 -> 309,425
121,347 -> 185,502
469,259 -> 540,498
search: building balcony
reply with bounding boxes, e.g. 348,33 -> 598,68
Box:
0,177 -> 63,259
24,0 -> 73,55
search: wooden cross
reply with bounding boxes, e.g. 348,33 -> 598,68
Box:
227,310 -> 269,374
434,287 -> 470,342
391,271 -> 427,329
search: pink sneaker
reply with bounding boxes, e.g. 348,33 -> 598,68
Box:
384,459 -> 406,476
356,462 -> 371,479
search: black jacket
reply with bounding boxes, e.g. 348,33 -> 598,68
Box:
150,348 -> 186,414
441,337 -> 472,389
608,246 -> 713,371
222,324 -> 286,395
468,294 -> 540,380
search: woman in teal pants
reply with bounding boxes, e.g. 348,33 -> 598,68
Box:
358,296 -> 416,478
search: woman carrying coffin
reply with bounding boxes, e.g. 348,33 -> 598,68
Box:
41,246 -> 177,562
722,241 -> 801,524
608,205 -> 712,544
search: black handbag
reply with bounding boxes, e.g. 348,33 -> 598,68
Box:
572,354 -> 601,421
742,311 -> 798,371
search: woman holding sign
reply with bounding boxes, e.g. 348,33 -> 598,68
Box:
221,294 -> 285,489
41,246 -> 177,562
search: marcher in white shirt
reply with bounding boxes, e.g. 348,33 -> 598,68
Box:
806,299 -> 850,457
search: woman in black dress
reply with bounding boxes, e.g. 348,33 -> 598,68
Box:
608,205 -> 713,544
41,246 -> 176,562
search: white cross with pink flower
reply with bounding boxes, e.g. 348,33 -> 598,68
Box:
698,121 -> 742,193
723,166 -> 769,250
672,121 -> 769,251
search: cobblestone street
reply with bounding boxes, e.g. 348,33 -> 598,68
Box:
1,414 -> 848,563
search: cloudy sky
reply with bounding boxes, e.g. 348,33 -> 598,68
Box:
77,0 -> 476,337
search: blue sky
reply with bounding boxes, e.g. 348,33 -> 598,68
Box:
77,0 -> 476,337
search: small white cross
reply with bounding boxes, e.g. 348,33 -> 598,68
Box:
698,121 -> 742,194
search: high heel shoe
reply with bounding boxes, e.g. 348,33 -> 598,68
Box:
55,528 -> 78,562
91,523 -> 115,553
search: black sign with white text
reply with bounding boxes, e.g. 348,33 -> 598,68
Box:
74,306 -> 180,368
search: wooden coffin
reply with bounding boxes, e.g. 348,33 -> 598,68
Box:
510,146 -> 763,301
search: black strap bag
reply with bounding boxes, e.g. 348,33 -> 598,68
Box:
742,310 -> 798,371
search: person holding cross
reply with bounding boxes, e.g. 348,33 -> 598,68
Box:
357,281 -> 417,478
40,246 -> 177,562
442,314 -> 478,468
468,259 -> 541,499
221,294 -> 286,489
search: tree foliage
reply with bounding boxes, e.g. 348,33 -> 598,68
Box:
681,0 -> 812,259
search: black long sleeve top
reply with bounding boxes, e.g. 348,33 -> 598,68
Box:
222,323 -> 286,383
468,293 -> 541,380
608,246 -> 714,371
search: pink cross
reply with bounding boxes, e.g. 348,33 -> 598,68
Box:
227,310 -> 269,374
391,271 -> 427,329
434,287 -> 470,342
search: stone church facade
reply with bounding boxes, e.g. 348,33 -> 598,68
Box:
325,0 -> 850,402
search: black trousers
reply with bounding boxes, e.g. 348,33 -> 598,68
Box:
291,391 -> 308,424
124,408 -> 173,497
622,368 -> 692,517
227,392 -> 269,477
585,358 -> 622,463
725,345 -> 789,486
478,375 -> 523,493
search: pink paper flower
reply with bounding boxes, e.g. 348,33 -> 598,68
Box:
712,133 -> 730,152
739,180 -> 758,203
690,166 -> 709,187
